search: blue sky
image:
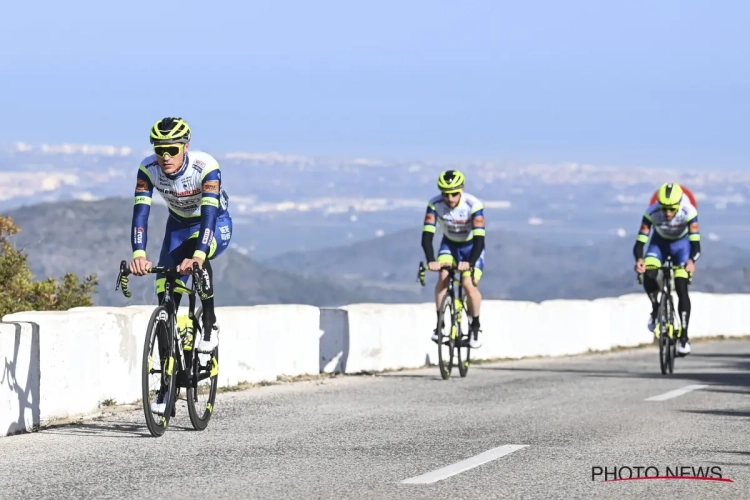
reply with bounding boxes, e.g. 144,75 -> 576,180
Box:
0,0 -> 747,169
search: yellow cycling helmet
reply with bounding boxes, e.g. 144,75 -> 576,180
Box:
437,170 -> 465,193
657,183 -> 683,207
150,117 -> 191,144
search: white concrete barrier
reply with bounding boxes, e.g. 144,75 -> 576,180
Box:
1,291 -> 748,437
339,303 -> 436,372
2,308 -> 149,424
0,322 -> 40,436
319,308 -> 349,373
208,305 -> 321,386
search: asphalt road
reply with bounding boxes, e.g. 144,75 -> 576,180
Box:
1,339 -> 749,499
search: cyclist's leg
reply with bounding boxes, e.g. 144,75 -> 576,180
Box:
457,242 -> 483,348
432,237 -> 455,341
158,224 -> 201,356
155,219 -> 193,311
670,236 -> 692,354
150,221 -> 192,413
643,235 -> 667,331
190,214 -> 232,352
435,238 -> 455,307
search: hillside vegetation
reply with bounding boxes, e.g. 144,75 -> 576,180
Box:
4,199 -> 374,307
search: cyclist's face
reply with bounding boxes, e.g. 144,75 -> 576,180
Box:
155,143 -> 189,174
660,204 -> 678,220
442,190 -> 462,208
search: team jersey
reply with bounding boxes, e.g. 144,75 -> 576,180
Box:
422,192 -> 486,243
131,151 -> 230,261
636,197 -> 700,244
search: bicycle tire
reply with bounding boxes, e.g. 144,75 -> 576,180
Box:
437,293 -> 455,380
186,306 -> 220,430
457,298 -> 471,378
666,294 -> 676,373
659,333 -> 668,375
142,305 -> 178,437
657,293 -> 669,375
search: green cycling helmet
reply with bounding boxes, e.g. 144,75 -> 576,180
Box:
437,170 -> 465,193
657,183 -> 683,207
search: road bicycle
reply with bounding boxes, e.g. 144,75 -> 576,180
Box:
637,255 -> 692,375
116,260 -> 219,437
418,262 -> 477,380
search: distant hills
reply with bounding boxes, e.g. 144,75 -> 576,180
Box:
3,198 -> 375,307
6,144 -> 750,260
264,225 -> 750,302
4,197 -> 750,310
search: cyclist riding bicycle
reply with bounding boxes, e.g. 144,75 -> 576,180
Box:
633,182 -> 700,356
128,117 -> 232,412
421,169 -> 485,349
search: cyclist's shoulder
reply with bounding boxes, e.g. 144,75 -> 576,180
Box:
187,151 -> 220,173
427,194 -> 444,206
461,192 -> 483,205
644,202 -> 661,216
138,154 -> 159,170
189,150 -> 219,165
680,197 -> 698,215
461,192 -> 484,210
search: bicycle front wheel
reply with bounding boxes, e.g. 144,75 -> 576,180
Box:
457,308 -> 471,378
186,306 -> 219,430
666,296 -> 677,373
658,327 -> 668,375
437,293 -> 456,380
142,305 -> 178,437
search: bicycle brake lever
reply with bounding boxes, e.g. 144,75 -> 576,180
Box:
117,260 -> 133,298
116,260 -> 127,291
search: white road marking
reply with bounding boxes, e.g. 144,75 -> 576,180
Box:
401,444 -> 528,484
645,384 -> 708,402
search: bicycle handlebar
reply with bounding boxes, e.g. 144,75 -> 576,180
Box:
636,258 -> 692,286
417,261 -> 478,287
115,260 -> 206,299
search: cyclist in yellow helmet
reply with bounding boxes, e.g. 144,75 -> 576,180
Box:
422,169 -> 485,349
129,117 -> 232,414
633,182 -> 700,355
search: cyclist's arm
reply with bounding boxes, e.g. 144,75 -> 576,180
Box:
687,212 -> 701,262
467,204 -> 485,266
193,165 -> 222,262
632,213 -> 652,260
131,166 -> 154,259
421,203 -> 437,262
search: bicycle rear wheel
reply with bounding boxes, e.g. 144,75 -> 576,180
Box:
186,305 -> 219,430
437,293 -> 455,380
142,305 -> 178,437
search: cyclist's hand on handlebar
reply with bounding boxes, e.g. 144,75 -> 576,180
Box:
634,258 -> 645,274
129,257 -> 152,276
177,256 -> 204,275
457,261 -> 471,272
427,261 -> 443,272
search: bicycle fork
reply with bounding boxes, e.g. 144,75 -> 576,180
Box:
454,282 -> 471,345
156,315 -> 190,401
657,288 -> 680,341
